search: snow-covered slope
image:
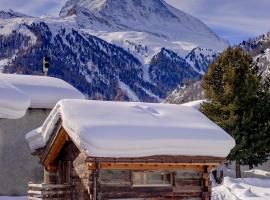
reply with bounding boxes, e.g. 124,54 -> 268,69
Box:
0,10 -> 29,19
60,0 -> 227,60
256,48 -> 270,78
165,81 -> 204,104
216,177 -> 270,200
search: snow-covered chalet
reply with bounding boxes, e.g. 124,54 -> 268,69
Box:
26,99 -> 235,200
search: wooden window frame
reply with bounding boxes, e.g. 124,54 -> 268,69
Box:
131,171 -> 173,187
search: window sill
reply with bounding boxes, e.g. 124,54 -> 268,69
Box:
132,184 -> 172,188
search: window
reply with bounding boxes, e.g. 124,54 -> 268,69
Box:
132,171 -> 172,187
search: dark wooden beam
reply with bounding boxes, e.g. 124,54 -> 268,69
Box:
87,162 -> 218,171
86,155 -> 225,164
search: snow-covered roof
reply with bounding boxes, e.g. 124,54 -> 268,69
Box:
0,78 -> 31,119
26,100 -> 235,158
0,74 -> 85,119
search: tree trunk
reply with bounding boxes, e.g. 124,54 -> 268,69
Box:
235,160 -> 241,178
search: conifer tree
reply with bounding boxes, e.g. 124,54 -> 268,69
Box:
201,47 -> 270,178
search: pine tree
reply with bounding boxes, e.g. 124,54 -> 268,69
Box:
201,47 -> 270,178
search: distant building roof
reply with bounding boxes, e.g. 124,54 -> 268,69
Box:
0,74 -> 85,119
26,99 -> 235,158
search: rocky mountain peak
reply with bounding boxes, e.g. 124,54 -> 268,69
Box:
59,0 -> 227,51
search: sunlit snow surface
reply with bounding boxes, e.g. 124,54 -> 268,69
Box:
0,74 -> 84,119
212,177 -> 270,200
26,99 -> 235,158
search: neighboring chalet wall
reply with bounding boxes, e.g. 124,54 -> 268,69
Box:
97,169 -> 205,200
0,108 -> 50,196
56,141 -> 91,200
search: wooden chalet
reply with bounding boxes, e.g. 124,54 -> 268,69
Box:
26,100 -> 235,200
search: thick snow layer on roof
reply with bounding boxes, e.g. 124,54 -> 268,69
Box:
26,100 -> 235,158
0,74 -> 85,119
0,78 -> 30,119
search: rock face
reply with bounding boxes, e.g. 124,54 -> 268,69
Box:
165,81 -> 204,104
239,32 -> 270,78
0,0 -> 227,102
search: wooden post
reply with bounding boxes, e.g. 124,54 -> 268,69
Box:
44,167 -> 50,184
202,166 -> 212,200
235,160 -> 241,178
93,162 -> 100,200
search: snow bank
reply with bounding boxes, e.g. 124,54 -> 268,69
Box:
0,74 -> 85,119
26,100 -> 235,158
222,177 -> 270,200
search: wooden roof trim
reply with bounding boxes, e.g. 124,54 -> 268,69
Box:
87,162 -> 219,171
86,155 -> 225,164
43,127 -> 69,171
41,126 -> 87,172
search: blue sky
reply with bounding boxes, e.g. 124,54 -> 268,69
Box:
1,0 -> 270,44
166,0 -> 270,44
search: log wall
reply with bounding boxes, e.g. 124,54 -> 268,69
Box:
94,168 -> 210,200
46,139 -> 213,200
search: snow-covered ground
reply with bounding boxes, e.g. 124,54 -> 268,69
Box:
212,177 -> 270,200
1,177 -> 270,200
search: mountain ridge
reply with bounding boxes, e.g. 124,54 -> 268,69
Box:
166,31 -> 270,104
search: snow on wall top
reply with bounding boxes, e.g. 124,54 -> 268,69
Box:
0,74 -> 85,119
26,99 -> 235,158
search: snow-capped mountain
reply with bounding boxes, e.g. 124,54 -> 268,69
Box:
0,0 -> 227,102
239,32 -> 270,78
185,47 -> 219,75
0,10 -> 29,19
60,0 -> 227,59
166,31 -> 270,104
149,48 -> 201,94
